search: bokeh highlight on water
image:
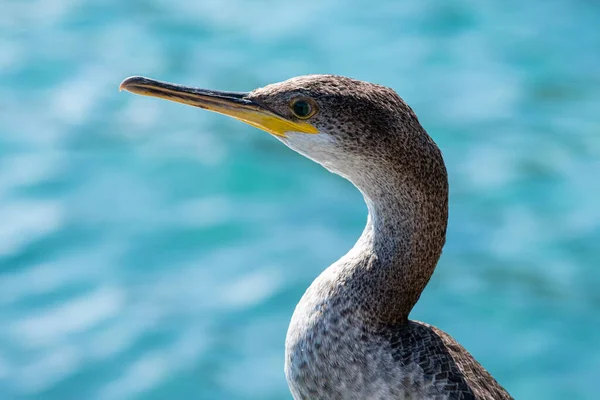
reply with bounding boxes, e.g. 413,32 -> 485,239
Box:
1,1 -> 599,399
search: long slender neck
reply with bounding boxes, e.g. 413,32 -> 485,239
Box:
341,152 -> 449,326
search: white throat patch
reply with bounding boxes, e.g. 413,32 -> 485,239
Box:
279,131 -> 351,178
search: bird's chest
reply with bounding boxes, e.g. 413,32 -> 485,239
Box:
284,291 -> 405,400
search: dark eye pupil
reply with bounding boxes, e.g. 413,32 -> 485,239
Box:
293,100 -> 311,117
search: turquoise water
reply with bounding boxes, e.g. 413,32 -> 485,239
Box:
1,1 -> 600,399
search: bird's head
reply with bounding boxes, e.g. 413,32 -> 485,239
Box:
120,74 -> 443,196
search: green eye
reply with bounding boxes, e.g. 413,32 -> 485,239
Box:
291,98 -> 315,119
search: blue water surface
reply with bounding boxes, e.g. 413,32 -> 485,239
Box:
1,1 -> 599,399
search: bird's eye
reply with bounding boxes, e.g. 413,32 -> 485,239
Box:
290,98 -> 316,119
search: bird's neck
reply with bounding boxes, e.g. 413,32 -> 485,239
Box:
342,169 -> 449,326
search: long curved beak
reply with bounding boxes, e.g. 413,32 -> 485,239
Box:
119,76 -> 317,137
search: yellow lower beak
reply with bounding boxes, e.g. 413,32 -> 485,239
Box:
119,76 -> 318,137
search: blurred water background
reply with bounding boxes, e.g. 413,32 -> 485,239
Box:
1,1 -> 599,399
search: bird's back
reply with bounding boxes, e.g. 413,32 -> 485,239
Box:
384,321 -> 513,400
